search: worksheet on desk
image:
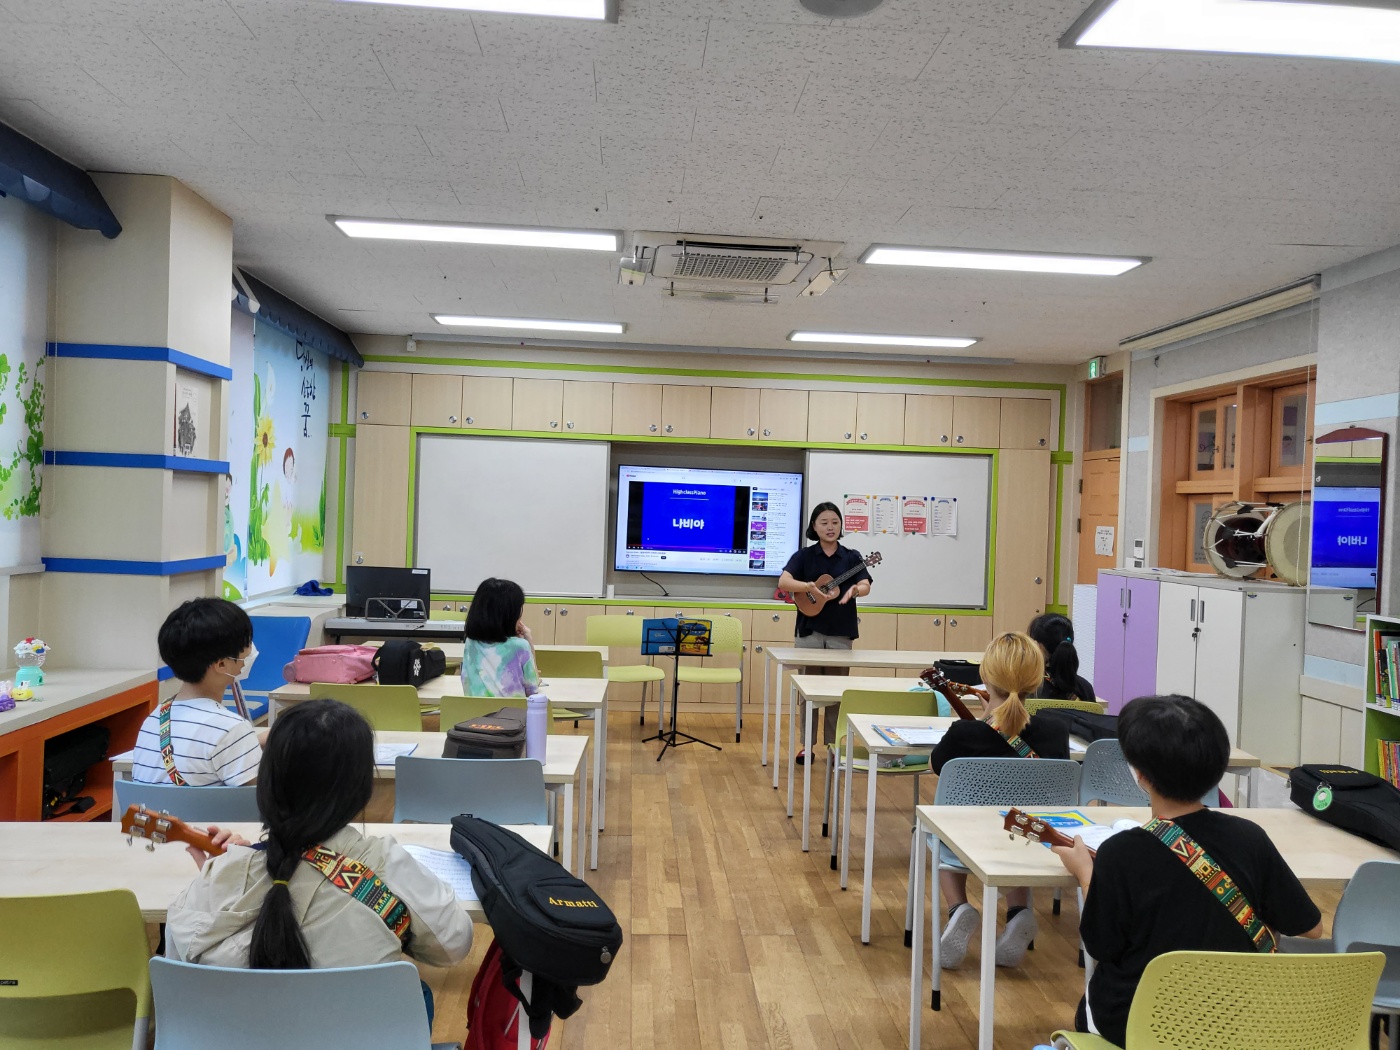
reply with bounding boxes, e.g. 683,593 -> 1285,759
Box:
402,844 -> 478,901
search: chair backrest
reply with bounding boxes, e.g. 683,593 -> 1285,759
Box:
704,615 -> 744,655
585,614 -> 643,648
244,615 -> 312,693
934,756 -> 1081,808
832,689 -> 943,745
1078,738 -> 1150,806
438,694 -> 513,729
394,756 -> 548,824
1124,950 -> 1382,1050
1332,860 -> 1400,954
310,683 -> 422,731
428,608 -> 463,621
0,889 -> 152,1047
1023,697 -> 1105,717
115,780 -> 260,823
535,648 -> 604,679
149,958 -> 432,1050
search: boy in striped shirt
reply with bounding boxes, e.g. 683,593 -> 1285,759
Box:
133,599 -> 263,786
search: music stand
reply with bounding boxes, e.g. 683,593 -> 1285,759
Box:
640,617 -> 721,760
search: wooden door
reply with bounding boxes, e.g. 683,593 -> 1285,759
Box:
999,398 -> 1052,450
356,372 -> 411,425
896,613 -> 944,652
410,373 -> 463,427
1077,451 -> 1121,584
661,385 -> 711,438
519,603 -> 556,645
951,397 -> 1001,448
751,607 -> 796,642
612,383 -> 663,436
992,449 -> 1051,633
561,381 -> 612,435
1193,588 -> 1245,746
460,377 -> 512,429
512,379 -> 563,433
904,394 -> 953,447
944,615 -> 992,652
711,387 -> 761,440
759,389 -> 808,442
856,393 -> 905,445
350,425 -> 410,567
1154,583 -> 1199,700
807,391 -> 858,443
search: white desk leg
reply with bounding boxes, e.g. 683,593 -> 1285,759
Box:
786,680 -> 800,817
590,708 -> 603,871
840,732 -> 854,889
562,782 -> 574,875
978,884 -> 998,1050
598,697 -> 608,828
761,650 -> 771,768
267,697 -> 281,726
929,835 -> 943,1007
861,754 -> 878,944
772,659 -> 784,790
576,746 -> 587,879
910,828 -> 929,1050
801,700 -> 815,850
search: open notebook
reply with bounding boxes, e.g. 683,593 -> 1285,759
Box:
401,844 -> 478,901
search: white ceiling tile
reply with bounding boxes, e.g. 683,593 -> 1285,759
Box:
296,84 -> 507,130
1193,95 -> 1400,144
794,74 -> 1016,125
702,20 -> 943,81
595,61 -> 809,115
990,86 -> 1226,134
473,8 -> 709,67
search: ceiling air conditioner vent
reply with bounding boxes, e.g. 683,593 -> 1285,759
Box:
651,240 -> 810,285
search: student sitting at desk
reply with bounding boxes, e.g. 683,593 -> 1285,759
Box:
1026,612 -> 1096,704
166,700 -> 473,1022
462,577 -> 541,698
929,631 -> 1070,970
133,598 -> 263,786
1052,695 -> 1323,1046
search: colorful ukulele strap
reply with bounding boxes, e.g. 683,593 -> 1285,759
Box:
986,717 -> 1040,758
1143,817 -> 1277,953
157,700 -> 188,786
300,846 -> 412,944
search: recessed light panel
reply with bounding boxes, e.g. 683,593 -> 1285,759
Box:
862,245 -> 1146,277
1064,0 -> 1400,63
433,315 -> 625,334
337,0 -> 611,20
790,331 -> 980,349
333,218 -> 618,252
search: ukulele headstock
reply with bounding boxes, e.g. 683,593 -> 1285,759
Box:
865,552 -> 882,568
118,804 -> 222,856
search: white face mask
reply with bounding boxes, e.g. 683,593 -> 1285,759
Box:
228,644 -> 258,682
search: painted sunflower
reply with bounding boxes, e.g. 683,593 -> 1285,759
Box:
254,415 -> 276,467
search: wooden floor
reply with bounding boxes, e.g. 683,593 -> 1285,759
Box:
418,710 -> 1340,1050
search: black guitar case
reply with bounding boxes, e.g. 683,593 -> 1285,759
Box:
1289,764 -> 1400,853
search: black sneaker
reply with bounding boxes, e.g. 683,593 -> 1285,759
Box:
795,750 -> 806,765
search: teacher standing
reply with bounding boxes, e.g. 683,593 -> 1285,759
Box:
777,501 -> 872,762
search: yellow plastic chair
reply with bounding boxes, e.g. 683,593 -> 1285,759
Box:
1051,950 -> 1384,1050
674,615 -> 746,742
428,608 -> 463,621
1025,698 -> 1106,718
537,649 -> 604,726
310,683 -> 422,731
0,889 -> 153,1050
585,615 -> 666,728
438,694 -> 511,729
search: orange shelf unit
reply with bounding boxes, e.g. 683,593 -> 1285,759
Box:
0,681 -> 158,822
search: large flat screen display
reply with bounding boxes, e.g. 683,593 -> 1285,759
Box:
1311,486 -> 1382,588
614,465 -> 803,576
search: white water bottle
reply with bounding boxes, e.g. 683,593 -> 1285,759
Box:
526,692 -> 548,762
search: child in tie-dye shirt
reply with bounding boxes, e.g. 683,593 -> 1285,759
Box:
462,578 -> 541,699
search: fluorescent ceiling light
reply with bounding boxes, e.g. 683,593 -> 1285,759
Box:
434,315 -> 625,335
790,331 -> 980,349
1063,0 -> 1400,63
332,217 -> 618,252
336,0 -> 611,20
862,245 -> 1146,276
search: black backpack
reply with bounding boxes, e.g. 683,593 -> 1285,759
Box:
451,814 -> 623,1039
373,639 -> 446,687
444,708 -> 527,759
1035,707 -> 1119,742
42,723 -> 110,819
1290,764 -> 1400,853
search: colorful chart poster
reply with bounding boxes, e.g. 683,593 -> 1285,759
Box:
930,496 -> 958,537
901,496 -> 929,536
872,494 -> 901,535
842,495 -> 871,535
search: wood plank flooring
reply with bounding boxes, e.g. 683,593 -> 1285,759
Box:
419,711 -> 1340,1049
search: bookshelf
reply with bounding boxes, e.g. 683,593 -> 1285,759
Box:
1365,614 -> 1400,786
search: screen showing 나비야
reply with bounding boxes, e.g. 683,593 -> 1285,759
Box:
1310,486 -> 1381,589
614,465 -> 803,576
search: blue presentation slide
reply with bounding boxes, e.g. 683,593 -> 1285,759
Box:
638,483 -> 741,552
1312,487 -> 1380,587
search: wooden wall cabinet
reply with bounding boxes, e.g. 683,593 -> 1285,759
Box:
856,392 -> 905,445
410,373 -> 462,427
992,449 -> 1051,633
945,615 -> 993,651
806,391 -> 858,443
512,379 -> 564,432
662,385 -> 711,438
759,389 -> 809,441
896,613 -> 944,651
951,396 -> 1001,448
519,603 -> 556,644
751,608 -> 796,641
356,372 -> 412,426
552,604 -> 591,645
561,381 -> 612,434
461,377 -> 513,429
711,387 -> 761,440
999,398 -> 1052,450
612,383 -> 663,436
904,394 -> 953,447
351,424 -> 411,567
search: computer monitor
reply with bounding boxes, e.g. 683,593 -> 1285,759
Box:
345,566 -> 431,619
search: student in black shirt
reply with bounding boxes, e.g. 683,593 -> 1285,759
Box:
1027,612 -> 1096,705
929,632 -> 1070,969
1052,695 -> 1323,1046
778,502 -> 872,757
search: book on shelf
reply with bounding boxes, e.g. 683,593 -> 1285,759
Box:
1380,739 -> 1400,789
1373,632 -> 1400,708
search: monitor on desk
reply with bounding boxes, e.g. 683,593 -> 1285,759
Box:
345,566 -> 431,619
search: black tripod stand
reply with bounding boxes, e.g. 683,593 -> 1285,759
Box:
641,626 -> 721,760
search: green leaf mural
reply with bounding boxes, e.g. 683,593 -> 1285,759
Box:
0,355 -> 43,521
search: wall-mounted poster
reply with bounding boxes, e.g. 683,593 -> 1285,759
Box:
842,494 -> 871,535
901,497 -> 929,536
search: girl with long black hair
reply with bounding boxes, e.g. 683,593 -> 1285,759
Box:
1027,612 -> 1097,705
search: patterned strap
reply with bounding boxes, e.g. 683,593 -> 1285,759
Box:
986,718 -> 1039,758
157,700 -> 187,786
300,845 -> 411,944
1143,817 -> 1277,954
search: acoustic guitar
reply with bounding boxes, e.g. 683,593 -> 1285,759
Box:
918,665 -> 988,721
120,804 -> 227,857
1002,807 -> 1097,856
781,552 -> 882,615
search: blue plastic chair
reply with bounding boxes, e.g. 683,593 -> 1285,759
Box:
223,615 -> 312,722
115,780 -> 260,823
1080,738 -> 1221,807
149,957 -> 454,1050
394,756 -> 548,825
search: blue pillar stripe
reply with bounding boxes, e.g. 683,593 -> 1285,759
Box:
157,665 -> 176,681
42,555 -> 227,576
44,451 -> 231,473
46,342 -> 234,381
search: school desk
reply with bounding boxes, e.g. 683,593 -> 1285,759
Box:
324,617 -> 469,643
0,821 -> 553,925
365,641 -> 610,673
269,676 -> 610,870
907,804 -> 1400,1050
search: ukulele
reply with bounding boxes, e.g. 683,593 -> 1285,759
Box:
1002,807 -> 1097,856
120,804 -> 227,857
918,665 -> 987,721
781,552 -> 882,614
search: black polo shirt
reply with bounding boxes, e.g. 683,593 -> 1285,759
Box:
782,542 -> 871,639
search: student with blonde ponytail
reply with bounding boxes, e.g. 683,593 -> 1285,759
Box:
927,632 -> 1071,971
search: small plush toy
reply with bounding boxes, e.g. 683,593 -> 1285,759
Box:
14,638 -> 49,688
10,682 -> 33,702
0,681 -> 13,712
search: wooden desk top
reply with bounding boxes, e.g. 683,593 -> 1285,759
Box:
0,821 -> 551,923
917,805 -> 1399,891
269,676 -> 609,708
790,675 -> 927,701
0,668 -> 157,736
766,647 -> 981,667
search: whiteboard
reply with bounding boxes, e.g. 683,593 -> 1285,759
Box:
415,436 -> 608,596
805,451 -> 991,608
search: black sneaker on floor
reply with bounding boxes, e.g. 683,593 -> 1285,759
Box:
795,750 -> 806,765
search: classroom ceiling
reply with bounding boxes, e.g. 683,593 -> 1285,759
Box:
3,0 -> 1400,365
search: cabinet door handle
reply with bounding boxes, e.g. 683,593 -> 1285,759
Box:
559,608 -> 568,616
543,608 -> 553,616
1126,589 -> 1132,609
665,424 -> 674,433
448,415 -> 458,424
747,427 -> 756,436
566,421 -> 575,429
772,614 -> 780,622
360,410 -> 369,421
464,416 -> 474,425
956,435 -> 965,444
550,420 -> 559,429
1199,600 -> 1206,624
932,617 -> 942,626
860,432 -> 868,441
625,610 -> 634,616
1038,437 -> 1046,446
949,618 -> 959,628
941,434 -> 949,443
763,428 -> 771,437
1188,599 -> 1195,622
649,424 -> 659,433
844,432 -> 852,440
1034,576 -> 1042,585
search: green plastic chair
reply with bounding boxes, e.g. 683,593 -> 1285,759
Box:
537,649 -> 604,725
0,889 -> 153,1050
1051,950 -> 1384,1050
585,615 -> 667,728
1024,698 -> 1106,718
310,683 -> 422,731
674,615 -> 746,742
438,694 -> 511,729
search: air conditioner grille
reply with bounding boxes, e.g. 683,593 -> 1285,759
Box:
670,251 -> 795,282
